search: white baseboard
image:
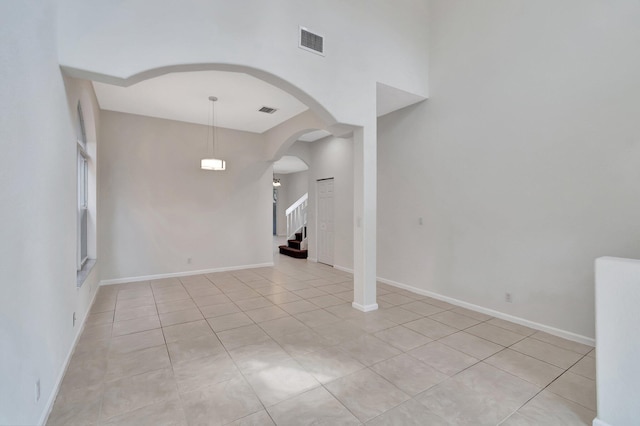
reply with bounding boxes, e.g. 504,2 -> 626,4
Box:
592,419 -> 610,426
376,276 -> 595,347
308,257 -> 318,263
352,302 -> 379,312
100,262 -> 274,286
39,270 -> 101,426
333,265 -> 354,274
103,262 -> 594,344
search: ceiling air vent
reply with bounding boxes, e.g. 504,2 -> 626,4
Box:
299,26 -> 325,56
258,106 -> 278,114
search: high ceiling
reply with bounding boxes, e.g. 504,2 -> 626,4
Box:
92,70 -> 426,138
93,71 -> 310,134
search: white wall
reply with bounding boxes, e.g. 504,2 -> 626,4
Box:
306,137 -> 354,270
99,111 -> 273,281
275,171 -> 309,237
284,171 -> 309,212
58,0 -> 429,127
595,257 -> 640,426
378,0 -> 640,340
0,2 -> 100,424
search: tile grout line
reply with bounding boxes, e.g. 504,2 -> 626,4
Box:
66,265 -> 590,426
156,286 -> 190,426
195,272 -> 283,425
501,350 -> 596,423
150,281 -> 186,426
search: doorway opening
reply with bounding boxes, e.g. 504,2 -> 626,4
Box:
272,155 -> 309,259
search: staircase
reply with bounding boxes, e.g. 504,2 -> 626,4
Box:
279,193 -> 308,259
279,227 -> 308,259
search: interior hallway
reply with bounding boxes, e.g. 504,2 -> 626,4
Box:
47,254 -> 595,425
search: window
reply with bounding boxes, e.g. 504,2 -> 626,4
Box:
77,102 -> 89,270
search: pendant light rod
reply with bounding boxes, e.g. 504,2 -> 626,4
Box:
201,95 -> 226,171
208,96 -> 217,157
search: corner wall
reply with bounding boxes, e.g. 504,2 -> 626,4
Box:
0,2 -> 100,424
377,0 -> 640,340
99,111 -> 273,282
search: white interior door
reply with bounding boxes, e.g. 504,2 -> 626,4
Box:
317,178 -> 334,266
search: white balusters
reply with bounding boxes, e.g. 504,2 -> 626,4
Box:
286,193 -> 308,240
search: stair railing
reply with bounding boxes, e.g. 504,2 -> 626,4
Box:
286,193 -> 308,241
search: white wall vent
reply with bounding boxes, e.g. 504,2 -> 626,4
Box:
299,26 -> 325,56
258,106 -> 278,114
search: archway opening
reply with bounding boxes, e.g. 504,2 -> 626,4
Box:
272,155 -> 310,259
89,66 -> 347,281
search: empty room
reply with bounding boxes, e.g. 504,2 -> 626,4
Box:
1,1 -> 639,425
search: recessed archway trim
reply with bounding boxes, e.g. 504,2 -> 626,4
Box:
61,62 -> 337,128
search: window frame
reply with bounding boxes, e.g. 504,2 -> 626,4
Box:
77,102 -> 89,271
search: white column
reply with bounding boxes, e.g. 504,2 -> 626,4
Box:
352,119 -> 377,312
594,256 -> 640,426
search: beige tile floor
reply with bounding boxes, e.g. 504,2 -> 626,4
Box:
48,255 -> 596,426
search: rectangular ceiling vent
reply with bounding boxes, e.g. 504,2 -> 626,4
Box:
258,106 -> 278,114
299,26 -> 325,56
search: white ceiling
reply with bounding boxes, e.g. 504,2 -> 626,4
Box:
92,71 -> 426,136
297,129 -> 332,142
93,71 -> 309,134
273,156 -> 309,174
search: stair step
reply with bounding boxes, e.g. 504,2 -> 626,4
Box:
288,239 -> 302,249
294,232 -> 303,241
279,245 -> 308,259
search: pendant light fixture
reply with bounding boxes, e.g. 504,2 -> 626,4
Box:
201,96 -> 226,171
273,174 -> 281,187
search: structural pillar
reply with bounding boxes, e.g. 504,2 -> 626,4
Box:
352,118 -> 377,312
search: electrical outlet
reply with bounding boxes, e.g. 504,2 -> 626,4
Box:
505,293 -> 513,303
35,379 -> 40,403
73,312 -> 76,327
187,257 -> 192,264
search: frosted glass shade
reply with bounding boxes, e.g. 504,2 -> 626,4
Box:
201,158 -> 226,171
